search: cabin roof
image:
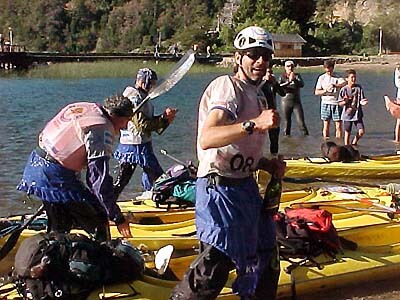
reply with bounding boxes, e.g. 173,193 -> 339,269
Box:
272,33 -> 307,44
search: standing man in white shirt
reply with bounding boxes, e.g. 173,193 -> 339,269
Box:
315,60 -> 346,139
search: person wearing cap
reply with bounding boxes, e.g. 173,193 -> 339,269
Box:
16,95 -> 134,241
315,60 -> 346,139
278,60 -> 309,136
261,67 -> 285,155
170,26 -> 285,300
113,68 -> 177,201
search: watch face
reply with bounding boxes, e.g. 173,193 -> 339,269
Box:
243,121 -> 255,134
244,121 -> 251,128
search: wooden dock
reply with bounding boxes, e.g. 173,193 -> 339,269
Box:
0,51 -> 223,70
0,50 -> 372,71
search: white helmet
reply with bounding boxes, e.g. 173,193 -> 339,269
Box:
233,26 -> 274,53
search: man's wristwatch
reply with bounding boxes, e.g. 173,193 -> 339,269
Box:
242,120 -> 256,135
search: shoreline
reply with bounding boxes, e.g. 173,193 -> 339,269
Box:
219,54 -> 400,71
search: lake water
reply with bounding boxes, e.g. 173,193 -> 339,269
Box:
1,67 -> 399,216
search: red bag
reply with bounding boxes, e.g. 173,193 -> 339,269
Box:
285,208 -> 333,233
276,208 -> 342,259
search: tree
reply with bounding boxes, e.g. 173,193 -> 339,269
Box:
172,1 -> 212,51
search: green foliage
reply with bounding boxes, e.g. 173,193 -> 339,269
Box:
0,0 -> 399,56
312,22 -> 363,55
369,5 -> 400,52
276,19 -> 300,34
233,0 -> 256,25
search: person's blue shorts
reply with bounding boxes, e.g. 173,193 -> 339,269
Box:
321,103 -> 342,121
343,119 -> 365,132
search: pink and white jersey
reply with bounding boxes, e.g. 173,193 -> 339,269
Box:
39,102 -> 115,172
197,75 -> 267,178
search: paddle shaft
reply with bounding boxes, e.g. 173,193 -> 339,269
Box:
160,149 -> 187,166
291,202 -> 396,214
0,204 -> 45,261
160,149 -> 198,174
283,176 -> 383,188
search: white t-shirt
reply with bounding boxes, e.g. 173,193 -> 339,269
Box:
197,75 -> 267,178
394,68 -> 400,99
315,73 -> 345,105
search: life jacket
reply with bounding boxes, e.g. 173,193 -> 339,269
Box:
13,232 -> 144,300
39,102 -> 115,171
120,86 -> 155,145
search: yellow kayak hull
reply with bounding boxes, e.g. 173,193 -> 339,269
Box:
1,185 -> 399,299
118,200 -> 195,224
1,185 -> 393,275
117,188 -> 316,224
284,156 -> 400,178
4,222 -> 400,299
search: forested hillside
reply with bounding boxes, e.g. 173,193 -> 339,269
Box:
0,0 -> 399,55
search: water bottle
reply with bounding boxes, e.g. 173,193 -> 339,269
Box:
263,174 -> 282,215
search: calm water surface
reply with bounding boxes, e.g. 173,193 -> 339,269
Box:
1,68 -> 399,216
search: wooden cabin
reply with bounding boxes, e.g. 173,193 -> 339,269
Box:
272,34 -> 306,57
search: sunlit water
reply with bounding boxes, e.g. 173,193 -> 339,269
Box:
1,68 -> 399,216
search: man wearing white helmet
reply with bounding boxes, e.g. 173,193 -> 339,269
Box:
113,68 -> 177,201
170,26 -> 286,300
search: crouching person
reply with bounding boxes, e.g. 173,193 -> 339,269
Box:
170,26 -> 286,300
17,95 -> 133,241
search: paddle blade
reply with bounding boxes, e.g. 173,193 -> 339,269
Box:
155,244 -> 174,275
148,50 -> 196,100
132,50 -> 196,115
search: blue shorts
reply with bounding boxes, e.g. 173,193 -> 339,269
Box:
321,103 -> 342,121
343,119 -> 365,132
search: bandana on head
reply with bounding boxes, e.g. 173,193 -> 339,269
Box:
136,68 -> 158,90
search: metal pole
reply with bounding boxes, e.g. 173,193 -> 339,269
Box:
378,27 -> 383,56
8,27 -> 13,47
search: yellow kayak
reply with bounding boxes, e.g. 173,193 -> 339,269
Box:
117,188 -> 316,224
118,199 -> 195,224
0,184 -> 396,293
3,222 -> 400,299
284,155 -> 400,178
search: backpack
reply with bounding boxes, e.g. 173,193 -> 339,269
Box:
13,232 -> 144,300
275,208 -> 344,300
152,164 -> 196,208
275,208 -> 342,270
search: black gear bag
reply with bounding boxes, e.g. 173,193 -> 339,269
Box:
13,232 -> 144,300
